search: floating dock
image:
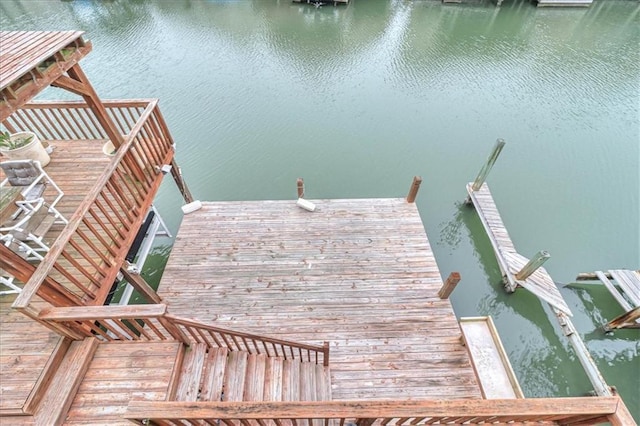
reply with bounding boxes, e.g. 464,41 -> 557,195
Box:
465,140 -> 613,399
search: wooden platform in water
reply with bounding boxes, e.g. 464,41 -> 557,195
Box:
159,198 -> 482,400
466,183 -> 571,316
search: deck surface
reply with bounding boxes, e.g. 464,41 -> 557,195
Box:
0,139 -> 111,413
64,341 -> 181,425
0,294 -> 60,415
159,198 -> 481,400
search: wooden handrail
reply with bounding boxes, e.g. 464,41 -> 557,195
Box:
39,304 -> 168,321
13,99 -> 173,313
37,305 -> 330,366
124,397 -> 630,425
167,314 -> 329,366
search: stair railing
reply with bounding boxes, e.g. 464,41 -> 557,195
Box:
123,396 -> 634,426
37,304 -> 329,366
167,314 -> 329,366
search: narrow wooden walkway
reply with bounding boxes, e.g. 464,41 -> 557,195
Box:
466,183 -> 571,316
159,198 -> 482,400
466,182 -> 611,397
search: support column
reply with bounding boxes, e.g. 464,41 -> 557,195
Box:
62,64 -> 125,148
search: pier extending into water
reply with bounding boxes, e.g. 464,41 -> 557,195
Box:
464,140 -> 613,398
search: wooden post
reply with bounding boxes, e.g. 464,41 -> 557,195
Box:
604,307 -> 640,331
406,176 -> 422,203
323,341 -> 330,367
65,63 -> 125,148
471,138 -> 506,191
438,272 -> 461,299
515,251 -> 550,281
170,158 -> 194,204
297,178 -> 304,198
121,262 -> 162,304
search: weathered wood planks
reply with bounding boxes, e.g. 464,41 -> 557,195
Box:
158,198 -> 481,401
62,340 -> 180,424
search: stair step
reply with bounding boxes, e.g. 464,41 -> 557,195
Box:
243,354 -> 267,401
282,359 -> 301,401
300,362 -> 317,402
316,365 -> 332,402
223,351 -> 248,401
263,357 -> 284,401
175,343 -> 207,401
200,347 -> 228,402
34,337 -> 99,425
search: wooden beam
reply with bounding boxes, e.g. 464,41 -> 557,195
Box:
124,397 -> 620,420
605,306 -> 640,330
51,74 -> 91,97
38,303 -> 167,322
121,261 -> 163,304
0,41 -> 91,121
65,63 -> 125,148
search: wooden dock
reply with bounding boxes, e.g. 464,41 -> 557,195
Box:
576,269 -> 640,330
465,183 -> 571,316
465,181 -> 611,397
158,198 -> 481,401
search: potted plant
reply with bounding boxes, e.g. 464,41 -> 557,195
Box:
0,130 -> 50,166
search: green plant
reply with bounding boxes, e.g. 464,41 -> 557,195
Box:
0,131 -> 33,150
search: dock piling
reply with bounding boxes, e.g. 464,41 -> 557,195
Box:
406,176 -> 422,203
438,272 -> 461,299
515,251 -> 550,281
471,138 -> 506,192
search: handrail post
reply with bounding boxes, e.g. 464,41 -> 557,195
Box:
438,272 -> 461,299
121,262 -> 162,304
406,176 -> 422,203
297,178 -> 304,198
515,251 -> 550,281
323,341 -> 330,367
471,138 -> 506,191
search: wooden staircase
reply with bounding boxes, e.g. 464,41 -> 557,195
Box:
174,344 -> 332,403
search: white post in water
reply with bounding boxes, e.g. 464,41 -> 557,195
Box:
515,251 -> 550,281
471,138 -> 506,191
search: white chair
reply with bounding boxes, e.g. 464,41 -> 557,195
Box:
0,160 -> 67,254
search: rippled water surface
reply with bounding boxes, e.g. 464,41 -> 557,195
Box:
2,0 -> 638,420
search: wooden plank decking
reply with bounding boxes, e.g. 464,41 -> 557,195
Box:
158,198 -> 482,400
0,139 -> 111,413
63,341 -> 181,425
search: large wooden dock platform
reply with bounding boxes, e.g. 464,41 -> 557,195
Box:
159,198 -> 481,400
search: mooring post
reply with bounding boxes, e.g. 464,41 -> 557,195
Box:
438,272 -> 461,299
471,138 -> 506,192
515,250 -> 550,281
406,176 -> 422,203
297,178 -> 304,198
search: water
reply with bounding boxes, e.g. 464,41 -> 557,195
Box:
1,0 -> 638,419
